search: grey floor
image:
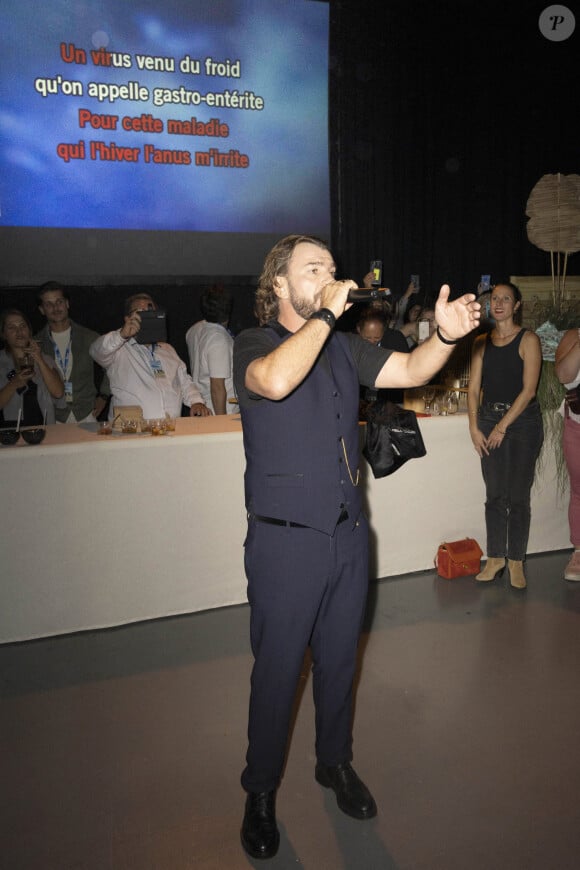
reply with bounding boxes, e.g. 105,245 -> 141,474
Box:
2,549 -> 580,870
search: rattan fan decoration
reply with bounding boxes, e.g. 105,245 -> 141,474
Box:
526,173 -> 580,311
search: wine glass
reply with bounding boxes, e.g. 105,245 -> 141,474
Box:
423,386 -> 435,412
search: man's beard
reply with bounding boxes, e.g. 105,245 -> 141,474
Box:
288,280 -> 319,320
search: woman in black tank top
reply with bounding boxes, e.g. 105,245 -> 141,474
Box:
467,282 -> 543,589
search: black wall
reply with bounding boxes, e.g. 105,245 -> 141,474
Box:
329,0 -> 580,298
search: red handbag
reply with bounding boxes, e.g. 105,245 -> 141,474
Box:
436,538 -> 483,579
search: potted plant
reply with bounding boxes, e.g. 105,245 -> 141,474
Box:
526,173 -> 580,489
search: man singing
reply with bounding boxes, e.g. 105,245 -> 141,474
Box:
233,234 -> 480,860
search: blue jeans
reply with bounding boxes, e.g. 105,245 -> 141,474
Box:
478,403 -> 544,561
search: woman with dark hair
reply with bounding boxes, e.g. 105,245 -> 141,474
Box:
398,302 -> 437,350
467,282 -> 543,589
0,308 -> 64,425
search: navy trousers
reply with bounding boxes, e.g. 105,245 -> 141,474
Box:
241,512 -> 369,794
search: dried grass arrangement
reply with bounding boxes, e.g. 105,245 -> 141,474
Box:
526,172 -> 580,317
526,172 -> 580,494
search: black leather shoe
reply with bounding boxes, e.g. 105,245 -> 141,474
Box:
315,762 -> 377,820
240,790 -> 280,860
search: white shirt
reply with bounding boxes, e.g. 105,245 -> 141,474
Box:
89,330 -> 203,419
185,320 -> 204,375
51,327 -> 73,380
186,320 -> 235,414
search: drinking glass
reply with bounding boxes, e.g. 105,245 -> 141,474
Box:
151,419 -> 166,436
121,418 -> 138,434
423,386 -> 435,412
446,391 -> 459,415
18,352 -> 35,377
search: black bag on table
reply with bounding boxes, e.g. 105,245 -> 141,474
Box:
362,399 -> 427,478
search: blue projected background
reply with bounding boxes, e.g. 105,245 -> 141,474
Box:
0,0 -> 330,283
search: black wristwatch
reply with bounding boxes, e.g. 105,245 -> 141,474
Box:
309,308 -> 336,330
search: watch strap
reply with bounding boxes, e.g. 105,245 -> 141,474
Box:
309,308 -> 336,330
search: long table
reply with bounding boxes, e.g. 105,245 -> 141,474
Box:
0,412 -> 569,643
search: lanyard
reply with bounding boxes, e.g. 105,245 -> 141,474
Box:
137,342 -> 163,375
52,335 -> 72,379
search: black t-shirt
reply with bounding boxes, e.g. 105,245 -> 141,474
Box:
361,327 -> 410,407
233,324 -> 393,407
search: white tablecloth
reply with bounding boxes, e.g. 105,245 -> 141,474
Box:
0,413 -> 569,643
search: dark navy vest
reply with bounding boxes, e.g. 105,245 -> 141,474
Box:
240,326 -> 363,535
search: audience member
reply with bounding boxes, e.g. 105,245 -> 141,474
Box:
361,270 -> 392,299
340,270 -> 393,334
35,281 -> 110,423
467,282 -> 543,589
416,308 -> 437,343
555,326 -> 580,581
0,308 -> 64,425
399,305 -> 435,348
185,283 -> 236,414
355,305 -> 409,409
392,280 -> 422,329
89,293 -> 211,419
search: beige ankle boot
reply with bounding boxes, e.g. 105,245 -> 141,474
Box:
508,560 -> 527,589
476,557 -> 505,581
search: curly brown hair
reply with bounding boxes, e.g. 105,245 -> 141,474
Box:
254,234 -> 330,326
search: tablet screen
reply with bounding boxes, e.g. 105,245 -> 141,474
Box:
136,309 -> 167,344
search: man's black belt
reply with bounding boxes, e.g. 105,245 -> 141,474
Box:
251,509 -> 349,528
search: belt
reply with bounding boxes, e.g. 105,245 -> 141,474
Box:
482,402 -> 511,412
251,509 -> 349,528
481,398 -> 537,413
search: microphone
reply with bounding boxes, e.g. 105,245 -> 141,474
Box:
347,287 -> 389,302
